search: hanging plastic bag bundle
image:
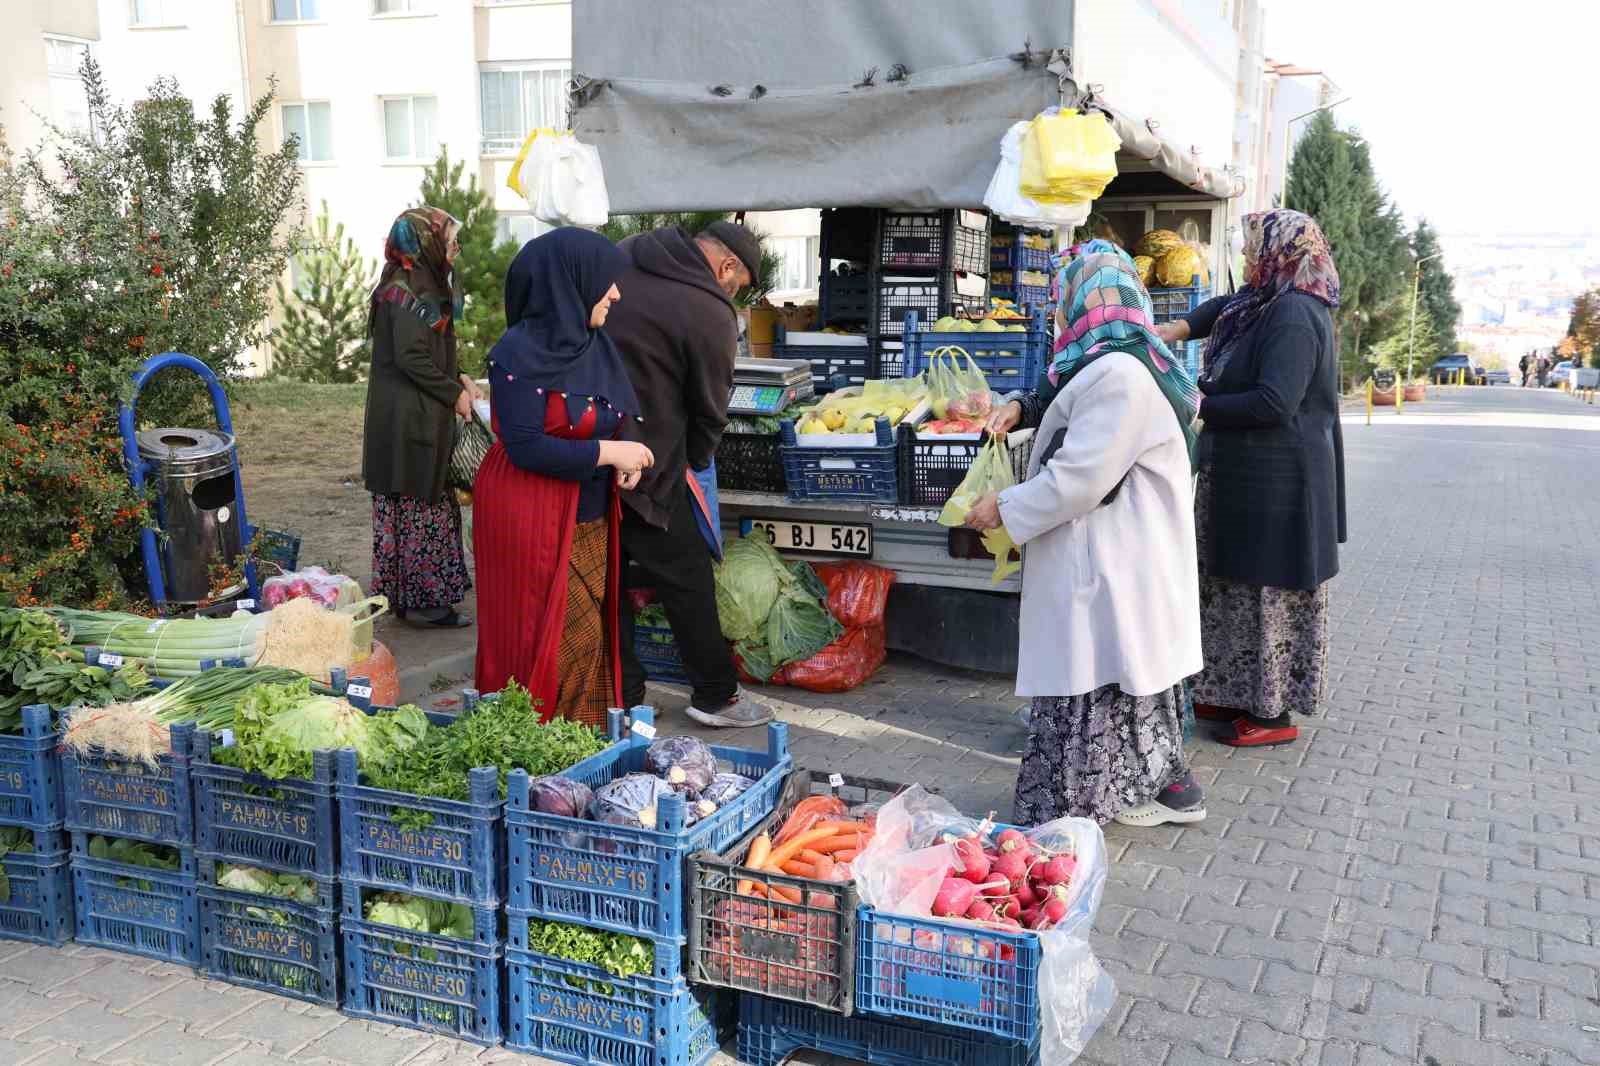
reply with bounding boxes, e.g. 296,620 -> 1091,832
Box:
1018,107 -> 1121,205
506,128 -> 611,228
936,438 -> 1021,585
984,120 -> 1094,229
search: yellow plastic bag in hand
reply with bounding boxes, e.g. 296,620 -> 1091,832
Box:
937,439 -> 1022,585
1019,108 -> 1121,204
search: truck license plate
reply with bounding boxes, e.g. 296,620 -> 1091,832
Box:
741,518 -> 873,558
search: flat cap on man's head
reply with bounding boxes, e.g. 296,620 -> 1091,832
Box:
698,220 -> 763,283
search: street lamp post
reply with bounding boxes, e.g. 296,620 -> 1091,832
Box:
1281,97 -> 1352,209
1408,251 -> 1445,382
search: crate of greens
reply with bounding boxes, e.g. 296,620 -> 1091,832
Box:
687,770 -> 903,1014
199,867 -> 339,1006
0,826 -> 72,947
505,943 -> 722,1066
340,883 -> 502,1043
0,608 -> 156,827
337,685 -> 622,906
70,832 -> 200,965
504,708 -> 790,942
193,677 -> 431,882
59,665 -> 320,848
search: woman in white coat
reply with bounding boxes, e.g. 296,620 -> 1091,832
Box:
973,241 -> 1206,828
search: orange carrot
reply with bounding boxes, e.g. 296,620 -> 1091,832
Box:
812,854 -> 836,881
738,832 -> 773,896
812,834 -> 867,855
768,884 -> 803,904
781,860 -> 817,878
774,796 -> 848,845
809,820 -> 867,835
765,826 -> 838,869
832,849 -> 858,863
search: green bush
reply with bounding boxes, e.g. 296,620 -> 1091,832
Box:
0,58 -> 302,608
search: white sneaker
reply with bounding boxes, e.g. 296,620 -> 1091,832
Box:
686,690 -> 775,729
1114,801 -> 1208,827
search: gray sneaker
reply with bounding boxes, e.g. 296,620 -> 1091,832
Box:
686,690 -> 775,729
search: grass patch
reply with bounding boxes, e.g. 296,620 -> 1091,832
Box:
233,380 -> 368,414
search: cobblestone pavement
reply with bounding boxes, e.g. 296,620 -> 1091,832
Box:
5,384 -> 1599,1065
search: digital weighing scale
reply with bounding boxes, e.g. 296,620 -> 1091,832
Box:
728,358 -> 815,417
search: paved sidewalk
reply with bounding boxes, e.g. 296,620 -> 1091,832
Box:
5,384 -> 1599,1065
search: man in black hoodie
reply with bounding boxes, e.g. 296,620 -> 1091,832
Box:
606,221 -> 774,728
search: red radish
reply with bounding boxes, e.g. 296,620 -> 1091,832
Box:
991,850 -> 1028,887
996,828 -> 1027,853
1040,855 -> 1075,886
1040,898 -> 1069,926
1021,905 -> 1040,928
933,877 -> 978,918
997,897 -> 1022,920
1015,881 -> 1039,909
965,899 -> 996,922
1046,883 -> 1072,903
954,839 -> 992,884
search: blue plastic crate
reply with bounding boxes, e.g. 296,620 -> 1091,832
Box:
1148,280 -> 1209,377
62,722 -> 196,847
0,827 -> 71,946
738,992 -> 1040,1066
853,905 -> 1042,1044
900,310 -> 1049,394
989,284 -> 1051,314
199,885 -> 339,1006
505,708 -> 790,942
340,886 -> 502,1045
0,705 -> 63,828
774,326 -> 876,392
198,856 -> 336,911
192,735 -> 338,880
989,243 -> 1053,275
634,623 -> 689,686
334,696 -> 629,907
778,418 -> 899,504
71,848 -> 199,966
505,947 -> 720,1066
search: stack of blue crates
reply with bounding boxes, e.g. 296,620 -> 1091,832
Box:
1148,277 -> 1210,377
191,714 -> 342,1006
62,705 -> 200,966
334,686 -> 507,1045
989,222 -> 1053,312
0,705 -> 73,948
502,708 -> 790,1066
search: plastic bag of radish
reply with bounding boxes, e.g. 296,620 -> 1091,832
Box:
853,785 -> 1115,1063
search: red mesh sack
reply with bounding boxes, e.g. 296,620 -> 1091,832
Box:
812,562 -> 895,630
779,624 -> 886,693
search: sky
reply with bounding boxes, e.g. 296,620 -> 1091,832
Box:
1264,0 -> 1600,236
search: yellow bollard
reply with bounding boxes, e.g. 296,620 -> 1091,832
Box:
1366,379 -> 1373,425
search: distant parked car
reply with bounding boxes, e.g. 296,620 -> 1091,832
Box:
1484,368 -> 1510,385
1429,353 -> 1475,384
1547,360 -> 1573,387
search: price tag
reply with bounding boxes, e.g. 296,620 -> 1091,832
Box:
827,773 -> 844,789
146,620 -> 167,634
99,653 -> 125,668
236,598 -> 255,610
631,720 -> 657,741
218,729 -> 236,748
346,683 -> 373,700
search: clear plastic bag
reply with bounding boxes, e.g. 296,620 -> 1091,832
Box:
935,439 -> 1021,585
985,119 -> 1094,229
645,736 -> 717,795
852,786 -> 1116,1065
261,566 -> 361,609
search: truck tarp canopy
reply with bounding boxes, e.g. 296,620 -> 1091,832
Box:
571,0 -> 1074,212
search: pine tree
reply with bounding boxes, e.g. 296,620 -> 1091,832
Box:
269,202 -> 373,383
417,150 -> 518,375
1411,219 -> 1460,353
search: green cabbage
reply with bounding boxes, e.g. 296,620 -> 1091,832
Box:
714,536 -> 787,641
214,679 -> 429,781
766,588 -> 843,668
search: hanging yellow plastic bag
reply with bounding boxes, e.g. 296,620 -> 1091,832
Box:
1019,108 -> 1121,204
937,439 -> 1022,585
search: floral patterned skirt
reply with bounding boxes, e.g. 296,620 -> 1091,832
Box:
370,493 -> 471,613
1015,684 -> 1189,827
1191,470 -> 1329,717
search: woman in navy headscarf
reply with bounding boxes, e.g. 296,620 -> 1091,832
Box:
473,228 -> 654,725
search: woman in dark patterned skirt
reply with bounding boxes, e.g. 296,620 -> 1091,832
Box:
975,241 -> 1205,827
362,206 -> 480,628
1158,209 -> 1346,747
471,229 -> 653,726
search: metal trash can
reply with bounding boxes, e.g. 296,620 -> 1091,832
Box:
135,427 -> 246,605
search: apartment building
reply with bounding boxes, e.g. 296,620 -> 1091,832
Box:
0,2 -> 101,155
1250,59 -> 1343,212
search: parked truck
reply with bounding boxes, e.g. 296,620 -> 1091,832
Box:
571,0 -> 1241,673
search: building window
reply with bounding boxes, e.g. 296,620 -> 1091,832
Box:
129,0 -> 183,26
44,36 -> 94,136
479,63 -> 571,155
271,0 -> 320,22
768,236 -> 820,295
382,96 -> 438,162
496,213 -> 551,248
373,0 -> 428,13
282,102 -> 333,162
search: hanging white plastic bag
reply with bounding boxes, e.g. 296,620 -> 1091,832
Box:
507,129 -> 611,228
985,120 -> 1093,230
853,786 -> 1117,1065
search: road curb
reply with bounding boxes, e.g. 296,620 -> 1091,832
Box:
397,646 -> 477,706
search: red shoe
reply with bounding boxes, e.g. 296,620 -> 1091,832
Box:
1194,703 -> 1242,722
1221,718 -> 1299,747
